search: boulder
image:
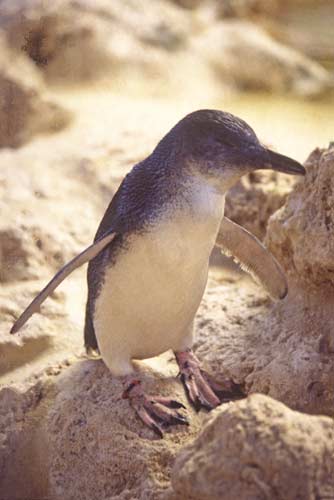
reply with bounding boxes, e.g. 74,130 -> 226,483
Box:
171,394 -> 334,500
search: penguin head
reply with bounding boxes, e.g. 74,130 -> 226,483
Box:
161,109 -> 305,191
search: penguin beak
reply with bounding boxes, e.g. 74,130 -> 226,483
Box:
261,147 -> 306,176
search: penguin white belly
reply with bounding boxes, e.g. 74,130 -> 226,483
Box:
94,190 -> 224,376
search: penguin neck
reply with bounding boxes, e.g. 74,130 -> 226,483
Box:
160,152 -> 226,206
178,173 -> 226,223
124,152 -> 226,233
149,158 -> 226,224
183,156 -> 247,195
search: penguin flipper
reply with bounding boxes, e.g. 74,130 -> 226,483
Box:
10,231 -> 116,334
216,217 -> 287,300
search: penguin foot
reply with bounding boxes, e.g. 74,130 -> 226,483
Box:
175,349 -> 245,411
122,379 -> 189,438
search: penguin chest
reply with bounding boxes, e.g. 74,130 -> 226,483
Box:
93,192 -> 224,368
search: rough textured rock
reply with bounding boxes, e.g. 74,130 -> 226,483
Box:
225,170 -> 293,239
193,277 -> 334,417
171,394 -> 334,500
266,145 -> 334,287
0,35 -> 70,148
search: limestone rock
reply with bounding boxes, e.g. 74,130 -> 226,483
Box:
225,170 -> 293,240
266,145 -> 334,288
171,394 -> 334,500
0,35 -> 70,148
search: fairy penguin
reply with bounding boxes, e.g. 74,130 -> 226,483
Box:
11,109 -> 305,437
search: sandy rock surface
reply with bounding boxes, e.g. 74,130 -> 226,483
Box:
0,35 -> 70,148
171,394 -> 334,500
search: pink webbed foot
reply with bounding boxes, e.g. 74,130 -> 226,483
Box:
122,379 -> 189,438
175,349 -> 245,411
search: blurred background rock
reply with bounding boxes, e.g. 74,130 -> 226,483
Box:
0,0 -> 333,93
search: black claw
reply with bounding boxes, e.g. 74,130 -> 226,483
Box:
168,400 -> 186,409
197,397 -> 215,412
151,422 -> 164,439
153,410 -> 189,428
146,403 -> 189,429
150,398 -> 186,410
171,413 -> 189,426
